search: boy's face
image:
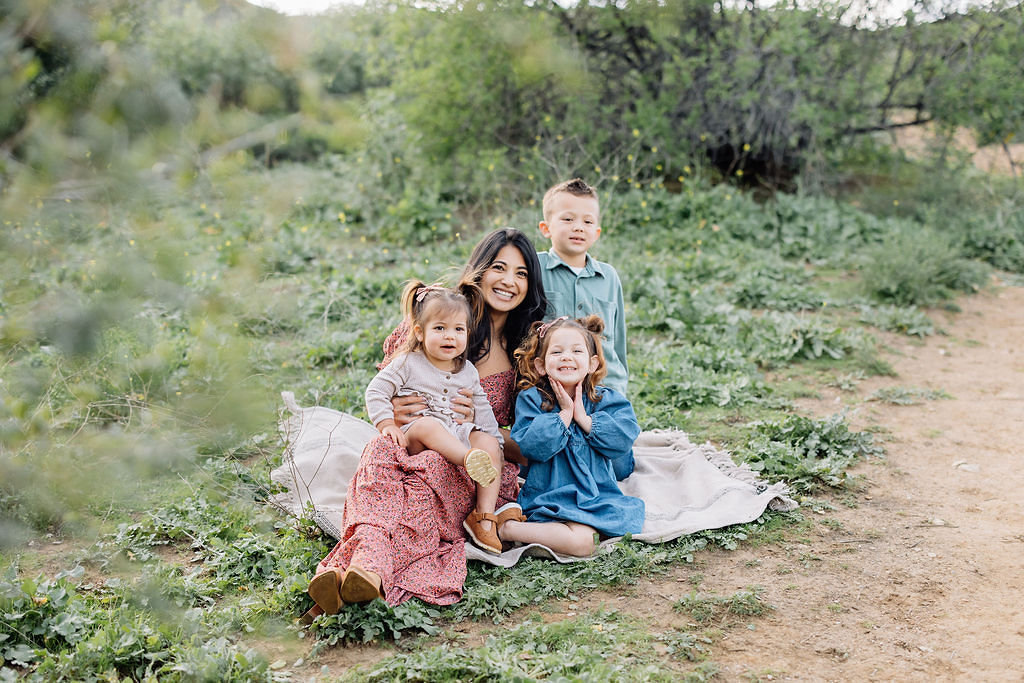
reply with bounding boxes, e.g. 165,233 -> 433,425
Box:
539,191 -> 601,268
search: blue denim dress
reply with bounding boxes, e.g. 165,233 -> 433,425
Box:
511,386 -> 644,537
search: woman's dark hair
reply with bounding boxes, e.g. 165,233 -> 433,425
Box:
459,228 -> 547,365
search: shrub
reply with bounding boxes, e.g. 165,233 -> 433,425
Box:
144,3 -> 299,114
739,413 -> 883,491
857,304 -> 936,337
859,227 -> 989,306
959,206 -> 1024,273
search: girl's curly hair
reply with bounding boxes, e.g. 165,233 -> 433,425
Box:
514,315 -> 607,411
395,280 -> 482,373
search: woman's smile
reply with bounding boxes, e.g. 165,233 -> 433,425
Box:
490,287 -> 516,301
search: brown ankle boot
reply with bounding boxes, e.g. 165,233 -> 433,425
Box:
340,566 -> 384,604
307,568 -> 344,614
463,509 -> 501,554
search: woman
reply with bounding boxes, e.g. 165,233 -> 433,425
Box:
306,228 -> 547,613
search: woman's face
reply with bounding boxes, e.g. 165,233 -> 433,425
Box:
479,244 -> 529,314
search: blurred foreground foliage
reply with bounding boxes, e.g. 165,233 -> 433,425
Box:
1,0 -> 1024,678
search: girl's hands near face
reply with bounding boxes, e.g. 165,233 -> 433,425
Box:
552,380 -> 574,427
451,387 -> 475,424
572,383 -> 593,433
391,394 -> 427,427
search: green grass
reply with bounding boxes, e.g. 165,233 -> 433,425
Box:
341,607 -> 752,681
346,610 -> 683,681
869,386 -> 954,405
675,586 -> 773,624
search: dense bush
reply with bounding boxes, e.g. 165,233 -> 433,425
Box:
858,226 -> 991,305
143,4 -> 300,113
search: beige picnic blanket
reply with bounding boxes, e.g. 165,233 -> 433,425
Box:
271,392 -> 798,566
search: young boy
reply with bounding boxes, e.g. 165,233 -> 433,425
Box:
537,178 -> 629,397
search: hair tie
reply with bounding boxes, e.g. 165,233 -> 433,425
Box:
414,283 -> 447,303
538,316 -> 568,338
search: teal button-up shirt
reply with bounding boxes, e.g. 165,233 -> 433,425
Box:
538,250 -> 629,395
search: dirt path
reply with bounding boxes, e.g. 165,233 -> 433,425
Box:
691,280 -> 1024,680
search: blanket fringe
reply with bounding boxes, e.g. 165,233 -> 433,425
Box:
281,390 -> 301,416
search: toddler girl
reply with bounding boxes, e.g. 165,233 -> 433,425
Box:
364,281 -> 506,553
499,315 -> 644,557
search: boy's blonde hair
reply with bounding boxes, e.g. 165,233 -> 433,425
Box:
396,280 -> 482,373
541,178 -> 599,221
514,314 -> 607,411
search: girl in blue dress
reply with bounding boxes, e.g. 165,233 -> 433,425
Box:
499,315 -> 644,557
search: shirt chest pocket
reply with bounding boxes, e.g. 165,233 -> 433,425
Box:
579,294 -> 617,341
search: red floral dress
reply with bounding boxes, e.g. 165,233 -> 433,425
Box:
317,325 -> 520,606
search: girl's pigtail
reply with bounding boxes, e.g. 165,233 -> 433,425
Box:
456,268 -> 491,365
457,280 -> 485,333
513,321 -> 540,391
395,280 -> 429,359
400,279 -> 428,322
578,314 -> 604,338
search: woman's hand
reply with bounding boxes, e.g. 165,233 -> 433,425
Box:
572,383 -> 593,434
501,428 -> 528,466
391,394 -> 427,427
451,387 -> 475,424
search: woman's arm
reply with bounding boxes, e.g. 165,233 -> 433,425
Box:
391,394 -> 429,427
500,428 -> 527,466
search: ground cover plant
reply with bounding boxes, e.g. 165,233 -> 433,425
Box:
3,0 -> 1024,679
346,609 -> 698,682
